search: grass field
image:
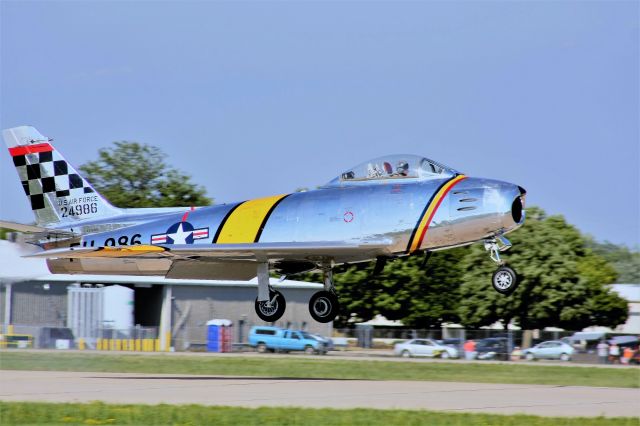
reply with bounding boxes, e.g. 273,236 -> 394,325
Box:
0,401 -> 637,426
1,351 -> 638,388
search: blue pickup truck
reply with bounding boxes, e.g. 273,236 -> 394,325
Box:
248,326 -> 328,355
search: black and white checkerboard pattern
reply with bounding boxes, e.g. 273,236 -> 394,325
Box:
12,149 -> 94,211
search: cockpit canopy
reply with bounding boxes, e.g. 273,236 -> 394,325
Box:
325,155 -> 459,186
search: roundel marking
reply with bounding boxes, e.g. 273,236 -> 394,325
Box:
344,211 -> 354,223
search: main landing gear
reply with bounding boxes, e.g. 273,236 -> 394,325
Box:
254,263 -> 287,322
485,236 -> 519,295
255,287 -> 286,322
308,268 -> 340,323
254,263 -> 340,323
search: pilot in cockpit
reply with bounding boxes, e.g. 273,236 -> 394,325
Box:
396,161 -> 409,176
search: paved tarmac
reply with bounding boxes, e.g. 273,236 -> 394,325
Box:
1,370 -> 638,418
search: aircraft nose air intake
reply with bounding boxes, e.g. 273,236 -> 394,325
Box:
511,185 -> 526,225
512,196 -> 524,224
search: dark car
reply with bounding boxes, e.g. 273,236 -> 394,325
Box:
436,338 -> 463,351
475,337 -> 509,361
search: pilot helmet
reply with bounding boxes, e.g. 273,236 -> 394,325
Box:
396,161 -> 409,175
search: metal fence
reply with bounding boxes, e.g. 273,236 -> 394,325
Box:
2,324 -> 159,350
2,323 -> 638,365
333,327 -> 576,348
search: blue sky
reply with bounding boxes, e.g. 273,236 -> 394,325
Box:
1,1 -> 638,247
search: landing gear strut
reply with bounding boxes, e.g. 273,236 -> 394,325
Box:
254,262 -> 286,322
485,236 -> 519,295
253,262 -> 341,323
308,267 -> 340,323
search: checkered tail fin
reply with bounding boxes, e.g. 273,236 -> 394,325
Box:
3,126 -> 121,226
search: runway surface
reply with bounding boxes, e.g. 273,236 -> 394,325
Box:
1,370 -> 638,417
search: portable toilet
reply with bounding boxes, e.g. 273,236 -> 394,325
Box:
206,319 -> 233,352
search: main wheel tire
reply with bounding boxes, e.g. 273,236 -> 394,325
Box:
257,343 -> 267,353
560,353 -> 571,362
492,266 -> 518,295
401,350 -> 411,358
304,346 -> 315,355
309,291 -> 339,323
441,351 -> 450,359
255,289 -> 286,322
525,353 -> 535,361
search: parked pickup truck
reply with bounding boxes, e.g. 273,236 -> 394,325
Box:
248,326 -> 328,355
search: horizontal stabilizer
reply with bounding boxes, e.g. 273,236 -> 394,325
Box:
0,220 -> 52,233
0,220 -> 77,237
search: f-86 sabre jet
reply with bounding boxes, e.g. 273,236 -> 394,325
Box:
2,126 -> 526,323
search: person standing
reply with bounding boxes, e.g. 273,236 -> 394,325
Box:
609,342 -> 621,364
597,340 -> 609,364
463,339 -> 476,360
511,346 -> 523,361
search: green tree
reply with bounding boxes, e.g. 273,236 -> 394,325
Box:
301,249 -> 465,328
79,142 -> 212,208
374,249 -> 466,328
457,207 -> 628,330
302,264 -> 377,328
585,238 -> 640,283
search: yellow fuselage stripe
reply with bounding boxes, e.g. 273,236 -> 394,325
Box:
409,175 -> 467,253
215,194 -> 289,243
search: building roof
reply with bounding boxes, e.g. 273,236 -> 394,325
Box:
357,314 -> 404,327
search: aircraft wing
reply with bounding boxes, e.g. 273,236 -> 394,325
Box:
28,241 -> 394,280
27,241 -> 393,261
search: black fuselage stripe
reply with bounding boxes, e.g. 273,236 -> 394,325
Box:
212,202 -> 245,244
254,194 -> 292,243
405,177 -> 455,254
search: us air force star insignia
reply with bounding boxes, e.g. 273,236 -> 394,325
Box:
151,221 -> 209,245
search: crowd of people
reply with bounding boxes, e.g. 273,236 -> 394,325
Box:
596,340 -> 639,365
460,338 -> 640,364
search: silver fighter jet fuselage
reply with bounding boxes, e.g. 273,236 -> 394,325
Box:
3,126 -> 526,322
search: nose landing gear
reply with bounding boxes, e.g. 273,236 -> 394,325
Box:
485,236 -> 519,295
492,266 -> 517,295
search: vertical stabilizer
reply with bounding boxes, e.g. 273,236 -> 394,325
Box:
3,126 -> 121,226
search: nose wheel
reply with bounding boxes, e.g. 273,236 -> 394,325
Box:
492,266 -> 518,295
485,237 -> 519,295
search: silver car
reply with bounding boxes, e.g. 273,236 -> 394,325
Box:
394,338 -> 459,359
522,340 -> 574,361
